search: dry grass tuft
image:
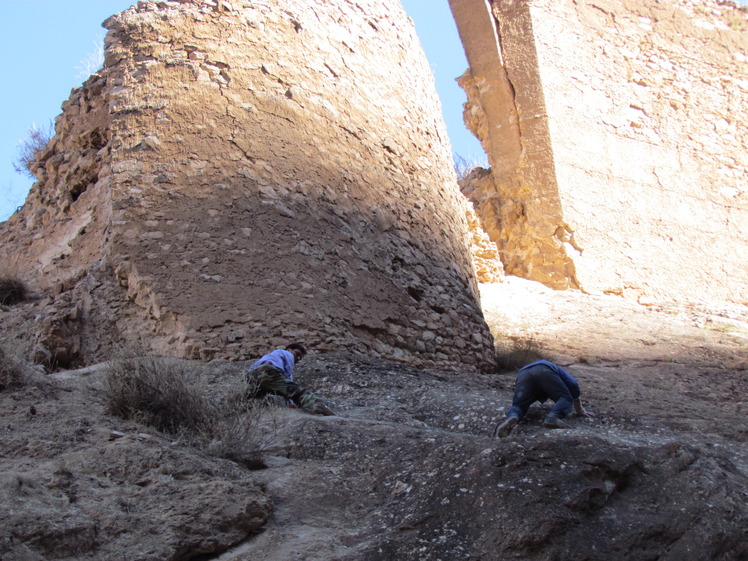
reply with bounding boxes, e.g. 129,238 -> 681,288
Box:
454,153 -> 489,180
494,336 -> 546,373
104,352 -> 210,435
0,277 -> 28,306
104,348 -> 283,468
205,386 -> 285,469
0,344 -> 29,391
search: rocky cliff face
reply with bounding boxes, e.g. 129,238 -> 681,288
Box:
0,0 -> 495,372
452,0 -> 748,312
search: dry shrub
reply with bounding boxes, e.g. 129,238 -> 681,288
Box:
495,336 -> 545,373
0,344 -> 28,391
13,122 -> 53,179
0,277 -> 27,306
206,387 -> 285,469
105,352 -> 211,435
454,153 -> 489,180
104,349 -> 283,468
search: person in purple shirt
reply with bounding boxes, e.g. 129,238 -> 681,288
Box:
493,360 -> 594,437
246,343 -> 334,415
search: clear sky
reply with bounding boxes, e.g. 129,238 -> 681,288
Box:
0,1 -> 482,222
0,1 -> 135,221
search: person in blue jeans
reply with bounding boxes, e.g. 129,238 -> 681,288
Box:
493,360 -> 593,437
246,343 -> 335,415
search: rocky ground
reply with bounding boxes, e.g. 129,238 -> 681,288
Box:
1,277 -> 747,560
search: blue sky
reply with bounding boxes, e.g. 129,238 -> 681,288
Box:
0,0 -> 480,222
0,1 -> 135,221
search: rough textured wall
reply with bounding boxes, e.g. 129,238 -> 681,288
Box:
0,0 -> 495,372
451,0 -> 748,312
465,201 -> 505,284
450,0 -> 579,290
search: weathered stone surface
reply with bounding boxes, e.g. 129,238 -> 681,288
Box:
2,252 -> 748,560
1,304 -> 746,561
451,0 -> 748,312
0,369 -> 272,561
465,201 -> 504,284
0,0 -> 495,372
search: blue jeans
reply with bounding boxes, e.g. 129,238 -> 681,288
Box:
506,364 -> 573,420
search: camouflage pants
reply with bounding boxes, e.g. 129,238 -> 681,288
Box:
245,363 -> 319,410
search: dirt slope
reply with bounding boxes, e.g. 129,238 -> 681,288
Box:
1,278 -> 746,560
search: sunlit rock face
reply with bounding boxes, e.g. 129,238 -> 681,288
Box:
0,0 -> 496,372
451,0 -> 748,312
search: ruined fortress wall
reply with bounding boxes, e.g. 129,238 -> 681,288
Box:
0,0 -> 496,371
0,74 -> 115,289
452,0 -> 748,311
451,0 -> 579,290
534,0 -> 748,308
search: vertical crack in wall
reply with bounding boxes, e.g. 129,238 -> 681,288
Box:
450,0 -> 523,182
449,0 -> 580,290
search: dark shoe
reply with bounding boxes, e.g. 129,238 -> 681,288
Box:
543,415 -> 571,429
493,416 -> 519,438
312,401 -> 336,416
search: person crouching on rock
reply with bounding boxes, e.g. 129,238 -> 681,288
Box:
493,360 -> 593,437
246,343 -> 335,416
